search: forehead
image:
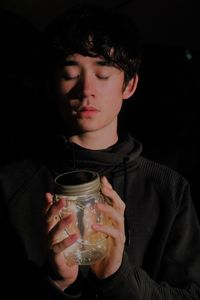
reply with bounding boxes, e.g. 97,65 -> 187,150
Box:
64,53 -> 109,65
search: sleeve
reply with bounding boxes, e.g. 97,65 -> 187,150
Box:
43,277 -> 82,300
87,182 -> 200,299
0,163 -> 83,300
0,197 -> 82,300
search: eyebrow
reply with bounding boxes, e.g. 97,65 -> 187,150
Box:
96,60 -> 114,66
62,59 -> 114,67
62,61 -> 78,66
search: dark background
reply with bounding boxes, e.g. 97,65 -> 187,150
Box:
0,0 -> 199,217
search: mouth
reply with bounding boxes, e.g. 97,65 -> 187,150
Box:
77,105 -> 99,112
75,106 -> 100,117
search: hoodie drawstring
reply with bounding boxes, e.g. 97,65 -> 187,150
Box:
123,156 -> 131,246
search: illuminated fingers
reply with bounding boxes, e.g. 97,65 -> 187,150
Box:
48,213 -> 79,253
44,193 -> 65,232
101,176 -> 126,213
50,234 -> 78,255
96,176 -> 126,244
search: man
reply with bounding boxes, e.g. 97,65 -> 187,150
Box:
1,4 -> 200,299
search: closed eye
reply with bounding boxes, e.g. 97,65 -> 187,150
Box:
96,74 -> 110,80
61,73 -> 80,80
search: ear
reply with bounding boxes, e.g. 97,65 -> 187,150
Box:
122,74 -> 139,100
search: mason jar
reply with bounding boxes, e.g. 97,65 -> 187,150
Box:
53,170 -> 108,265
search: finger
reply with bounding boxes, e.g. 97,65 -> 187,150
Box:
45,199 -> 65,232
43,192 -> 53,215
92,223 -> 126,245
46,198 -> 65,220
101,176 -> 113,190
101,185 -> 126,213
48,215 -> 74,245
100,177 -> 113,206
96,203 -> 124,228
49,215 -> 78,254
50,234 -> 78,255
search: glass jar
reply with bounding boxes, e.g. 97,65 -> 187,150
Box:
53,170 -> 108,265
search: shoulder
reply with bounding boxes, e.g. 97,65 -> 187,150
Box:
137,156 -> 191,205
138,156 -> 183,181
0,158 -> 50,200
0,158 -> 42,175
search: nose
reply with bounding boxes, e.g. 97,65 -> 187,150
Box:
78,72 -> 95,98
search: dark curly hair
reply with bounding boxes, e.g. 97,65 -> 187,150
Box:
43,4 -> 141,85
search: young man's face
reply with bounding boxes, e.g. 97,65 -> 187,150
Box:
54,53 -> 135,135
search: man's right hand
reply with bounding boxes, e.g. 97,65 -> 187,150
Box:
43,192 -> 79,290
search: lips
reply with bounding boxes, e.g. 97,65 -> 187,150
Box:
76,106 -> 99,117
77,106 -> 98,112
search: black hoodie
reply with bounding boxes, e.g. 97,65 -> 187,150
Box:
0,132 -> 200,299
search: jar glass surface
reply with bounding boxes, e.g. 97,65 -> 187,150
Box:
54,170 -> 108,265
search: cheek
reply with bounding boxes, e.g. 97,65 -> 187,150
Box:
106,78 -> 124,95
104,82 -> 124,105
56,80 -> 74,96
103,93 -> 123,118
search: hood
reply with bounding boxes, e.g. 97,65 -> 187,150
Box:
47,131 -> 143,178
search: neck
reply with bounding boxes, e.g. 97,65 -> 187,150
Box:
68,127 -> 118,150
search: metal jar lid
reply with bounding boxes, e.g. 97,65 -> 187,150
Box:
54,170 -> 100,196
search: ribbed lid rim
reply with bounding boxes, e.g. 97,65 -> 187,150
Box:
54,170 -> 100,196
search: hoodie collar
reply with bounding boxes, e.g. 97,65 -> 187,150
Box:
47,131 -> 142,176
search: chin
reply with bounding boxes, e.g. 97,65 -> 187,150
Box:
76,120 -> 101,132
